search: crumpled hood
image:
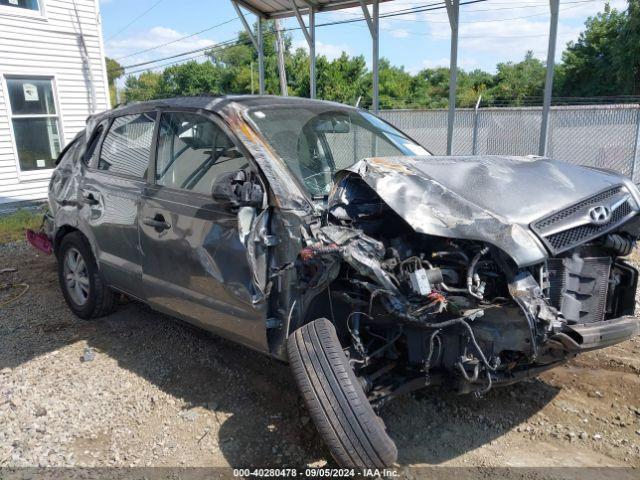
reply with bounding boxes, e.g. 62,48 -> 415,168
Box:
330,155 -> 640,267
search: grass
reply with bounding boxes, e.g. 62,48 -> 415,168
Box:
0,208 -> 43,244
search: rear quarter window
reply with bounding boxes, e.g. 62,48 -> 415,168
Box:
55,134 -> 84,167
98,112 -> 156,178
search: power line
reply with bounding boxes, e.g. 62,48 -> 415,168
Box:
120,0 -> 596,75
123,37 -> 239,70
106,0 -> 165,42
126,53 -> 210,76
116,17 -> 239,61
328,0 -> 602,23
125,38 -> 255,75
120,0 -> 471,68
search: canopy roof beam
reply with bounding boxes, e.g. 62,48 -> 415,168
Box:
235,0 -> 390,19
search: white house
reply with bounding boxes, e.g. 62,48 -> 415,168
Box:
0,0 -> 110,208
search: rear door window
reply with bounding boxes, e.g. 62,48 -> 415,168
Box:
155,112 -> 248,195
98,112 -> 156,178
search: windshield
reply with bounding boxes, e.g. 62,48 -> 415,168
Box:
247,105 -> 429,197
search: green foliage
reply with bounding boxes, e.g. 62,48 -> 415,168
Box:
106,57 -> 124,105
123,71 -> 163,101
121,2 -> 637,108
491,51 -> 546,106
556,1 -> 640,96
0,208 -> 42,244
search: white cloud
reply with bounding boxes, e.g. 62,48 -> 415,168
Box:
293,40 -> 352,61
394,1 -> 623,70
407,55 -> 479,74
107,26 -> 216,68
416,57 -> 450,70
389,28 -> 410,39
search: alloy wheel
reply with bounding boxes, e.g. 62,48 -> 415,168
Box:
63,247 -> 90,306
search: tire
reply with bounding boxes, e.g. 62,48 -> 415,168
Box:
287,318 -> 398,468
57,231 -> 115,319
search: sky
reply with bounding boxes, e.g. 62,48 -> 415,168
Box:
99,0 -> 627,81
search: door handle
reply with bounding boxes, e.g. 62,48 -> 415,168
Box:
80,190 -> 99,206
143,215 -> 171,231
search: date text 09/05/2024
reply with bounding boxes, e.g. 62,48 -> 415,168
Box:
232,468 -> 400,477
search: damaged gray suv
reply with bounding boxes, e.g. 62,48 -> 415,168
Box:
44,95 -> 640,468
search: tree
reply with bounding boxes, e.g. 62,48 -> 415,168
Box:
105,57 -> 124,105
121,2 -> 636,108
123,71 -> 162,102
615,0 -> 640,94
556,1 -> 640,97
489,51 -> 546,105
161,61 -> 223,97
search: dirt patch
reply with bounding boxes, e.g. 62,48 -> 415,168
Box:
0,242 -> 639,469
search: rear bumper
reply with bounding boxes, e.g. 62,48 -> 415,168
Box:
552,316 -> 640,352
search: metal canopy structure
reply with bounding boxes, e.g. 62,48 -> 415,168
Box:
230,0 -> 561,155
233,0 -> 392,19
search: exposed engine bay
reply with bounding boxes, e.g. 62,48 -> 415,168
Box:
292,164 -> 640,404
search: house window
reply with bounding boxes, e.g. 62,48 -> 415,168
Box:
0,0 -> 40,12
6,77 -> 61,171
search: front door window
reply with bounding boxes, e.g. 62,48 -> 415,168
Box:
155,112 -> 248,195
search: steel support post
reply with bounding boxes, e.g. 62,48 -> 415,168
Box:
291,1 -> 317,98
257,19 -> 265,94
445,0 -> 459,155
539,0 -> 560,156
231,1 -> 265,94
631,107 -> 640,183
472,95 -> 482,155
275,19 -> 288,96
360,0 -> 380,113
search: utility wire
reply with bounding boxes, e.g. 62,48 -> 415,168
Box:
116,17 -> 239,61
122,0 -> 480,71
106,0 -> 165,42
121,0 -> 599,74
125,38 -> 257,75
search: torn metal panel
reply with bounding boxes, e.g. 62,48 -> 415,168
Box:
332,155 -> 640,266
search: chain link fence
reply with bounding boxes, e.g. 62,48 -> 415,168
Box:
379,105 -> 640,182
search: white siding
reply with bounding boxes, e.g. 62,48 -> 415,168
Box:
0,0 -> 110,205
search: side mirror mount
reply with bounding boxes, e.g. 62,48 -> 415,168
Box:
212,170 -> 263,209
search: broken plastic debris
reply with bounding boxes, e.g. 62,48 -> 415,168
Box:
81,347 -> 95,363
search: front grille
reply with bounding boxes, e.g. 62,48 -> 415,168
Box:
531,186 -> 637,254
545,200 -> 633,251
534,187 -> 622,231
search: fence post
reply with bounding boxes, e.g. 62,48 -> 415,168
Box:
472,95 -> 482,155
632,106 -> 640,183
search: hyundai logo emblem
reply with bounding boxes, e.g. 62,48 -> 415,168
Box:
588,205 -> 612,225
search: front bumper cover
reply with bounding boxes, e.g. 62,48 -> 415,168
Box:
552,316 -> 640,352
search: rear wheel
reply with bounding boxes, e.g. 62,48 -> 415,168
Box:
287,318 -> 398,468
57,232 -> 115,319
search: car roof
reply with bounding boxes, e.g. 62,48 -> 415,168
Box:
94,95 -> 358,122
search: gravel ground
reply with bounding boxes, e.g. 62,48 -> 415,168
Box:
0,241 -> 639,471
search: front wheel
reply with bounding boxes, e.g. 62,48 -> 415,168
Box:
287,318 -> 398,468
57,232 -> 115,319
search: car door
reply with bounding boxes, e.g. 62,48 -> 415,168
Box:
139,109 -> 268,352
79,112 -> 156,299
